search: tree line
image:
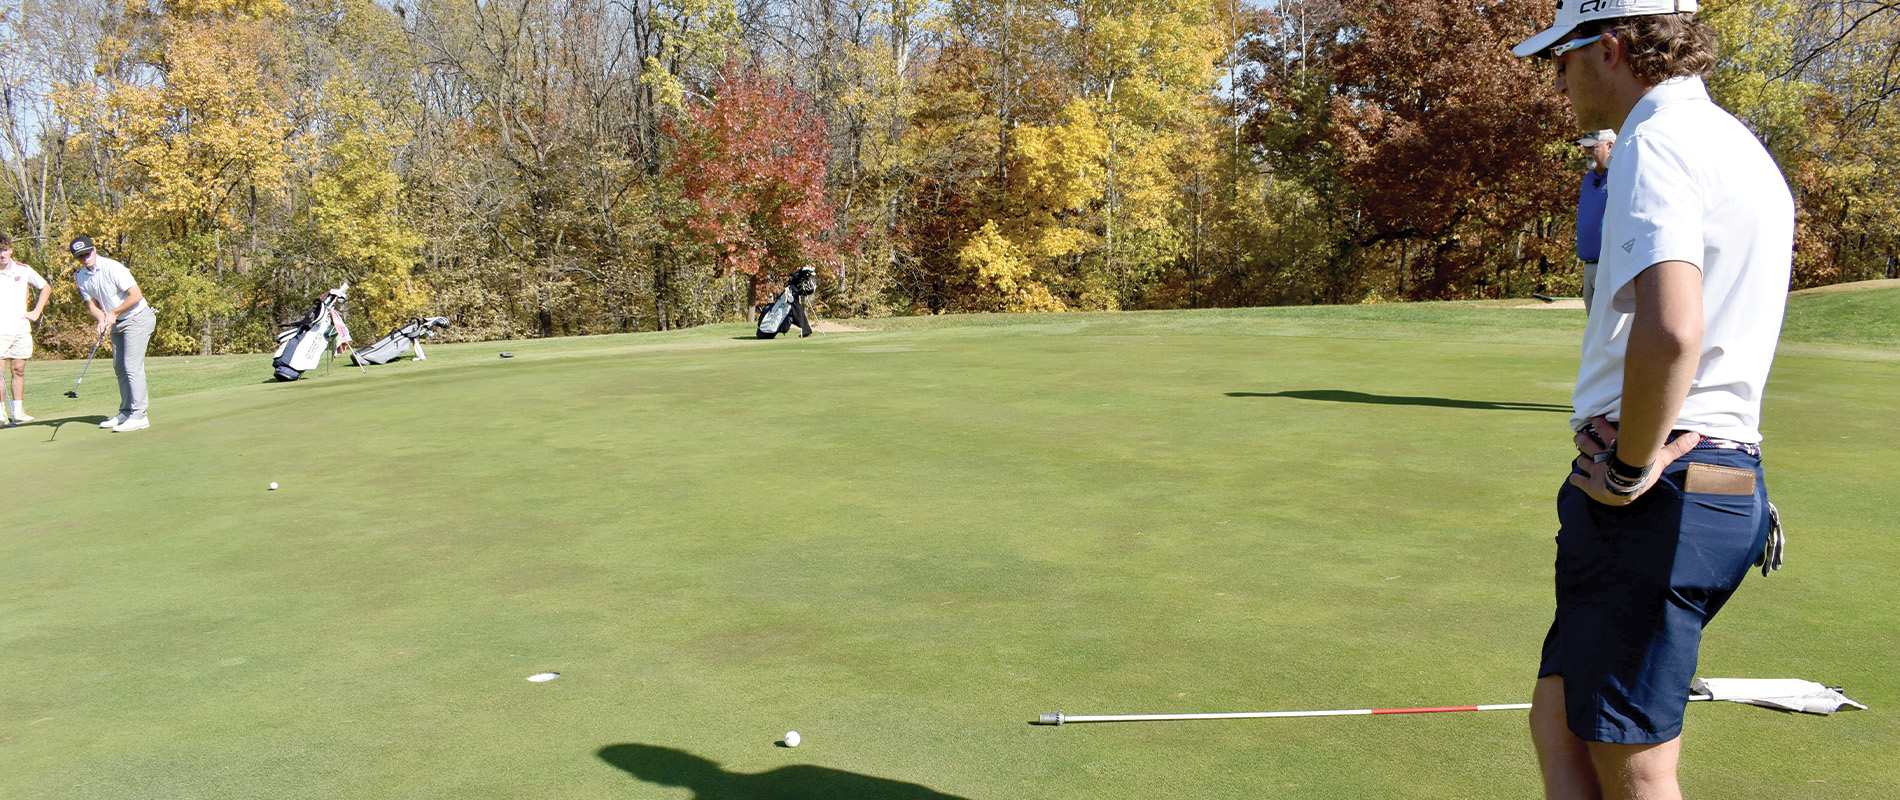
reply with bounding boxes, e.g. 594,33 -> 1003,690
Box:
2,0 -> 1894,356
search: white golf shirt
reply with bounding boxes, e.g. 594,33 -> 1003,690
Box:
75,256 -> 151,319
1571,76 -> 1795,443
1,262 -> 48,336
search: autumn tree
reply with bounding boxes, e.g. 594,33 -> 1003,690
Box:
740,0 -> 929,318
668,61 -> 841,313
92,0 -> 296,353
910,0 -> 1225,312
1325,0 -> 1574,300
1776,0 -> 1900,285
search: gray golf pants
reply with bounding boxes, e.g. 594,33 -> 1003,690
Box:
111,307 -> 155,419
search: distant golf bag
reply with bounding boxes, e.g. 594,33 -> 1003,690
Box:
756,267 -> 818,339
353,316 -> 452,366
271,284 -> 350,381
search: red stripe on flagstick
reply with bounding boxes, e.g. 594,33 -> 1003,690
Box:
1371,706 -> 1482,714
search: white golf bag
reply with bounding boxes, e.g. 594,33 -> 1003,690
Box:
756,267 -> 817,339
272,283 -> 349,382
353,316 -> 452,366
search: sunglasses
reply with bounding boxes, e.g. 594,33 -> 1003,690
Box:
1550,33 -> 1607,58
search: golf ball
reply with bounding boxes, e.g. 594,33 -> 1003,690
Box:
783,731 -> 800,747
268,482 -> 278,490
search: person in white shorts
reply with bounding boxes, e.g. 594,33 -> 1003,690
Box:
0,233 -> 51,426
71,236 -> 157,432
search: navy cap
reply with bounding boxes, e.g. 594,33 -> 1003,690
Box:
70,236 -> 95,256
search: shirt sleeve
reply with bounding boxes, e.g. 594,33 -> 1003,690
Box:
27,267 -> 47,290
108,262 -> 138,294
1605,132 -> 1705,307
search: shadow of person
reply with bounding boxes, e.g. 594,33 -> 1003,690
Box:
1226,389 -> 1570,413
598,743 -> 972,800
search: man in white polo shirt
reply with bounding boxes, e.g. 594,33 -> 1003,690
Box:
1514,2 -> 1794,798
1,233 -> 51,426
71,236 -> 158,432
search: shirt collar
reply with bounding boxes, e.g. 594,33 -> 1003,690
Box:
1618,75 -> 1709,137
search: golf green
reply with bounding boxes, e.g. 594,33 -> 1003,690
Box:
3,294 -> 1894,798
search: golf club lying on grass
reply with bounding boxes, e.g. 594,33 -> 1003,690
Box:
64,329 -> 107,399
1036,678 -> 1864,725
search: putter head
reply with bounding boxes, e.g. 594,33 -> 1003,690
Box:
64,390 -> 78,398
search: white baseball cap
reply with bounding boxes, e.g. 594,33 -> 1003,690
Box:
1512,0 -> 1700,58
1577,130 -> 1617,146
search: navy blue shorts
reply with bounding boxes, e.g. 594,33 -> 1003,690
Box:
1538,443 -> 1772,744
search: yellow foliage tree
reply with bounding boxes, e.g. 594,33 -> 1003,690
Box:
939,0 -> 1223,312
954,98 -> 1108,310
300,83 -> 427,331
1704,0 -> 1813,160
98,7 -> 294,352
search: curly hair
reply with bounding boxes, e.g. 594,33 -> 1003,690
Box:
1585,13 -> 1720,85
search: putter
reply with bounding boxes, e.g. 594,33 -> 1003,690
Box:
64,329 -> 107,399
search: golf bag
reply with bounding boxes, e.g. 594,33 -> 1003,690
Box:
271,284 -> 350,382
352,316 -> 452,366
756,267 -> 818,339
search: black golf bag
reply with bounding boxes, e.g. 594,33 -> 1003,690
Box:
756,267 -> 818,339
272,283 -> 350,382
352,316 -> 452,366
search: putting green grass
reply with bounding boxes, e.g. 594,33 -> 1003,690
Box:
3,291 -> 1895,798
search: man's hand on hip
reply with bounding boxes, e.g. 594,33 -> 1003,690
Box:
1569,415 -> 1701,505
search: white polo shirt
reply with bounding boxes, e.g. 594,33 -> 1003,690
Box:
1,262 -> 48,336
1571,76 -> 1795,443
75,255 -> 152,318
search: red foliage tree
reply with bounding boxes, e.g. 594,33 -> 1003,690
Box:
1327,0 -> 1577,299
668,62 -> 841,306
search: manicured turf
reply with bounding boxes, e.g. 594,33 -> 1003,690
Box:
4,292 -> 1895,798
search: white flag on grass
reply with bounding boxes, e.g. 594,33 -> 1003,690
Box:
1693,678 -> 1868,715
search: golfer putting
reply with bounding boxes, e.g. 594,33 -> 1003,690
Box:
71,236 -> 157,432
1513,2 -> 1796,798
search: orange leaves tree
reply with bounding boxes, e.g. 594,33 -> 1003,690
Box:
667,62 -> 841,312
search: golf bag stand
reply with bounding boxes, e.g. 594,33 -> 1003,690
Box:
756,267 -> 818,339
353,316 -> 453,366
272,283 -> 350,381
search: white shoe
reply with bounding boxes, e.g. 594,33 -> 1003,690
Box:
112,416 -> 150,433
100,414 -> 128,429
9,413 -> 30,423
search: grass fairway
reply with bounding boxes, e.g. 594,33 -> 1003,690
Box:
4,292 -> 1895,798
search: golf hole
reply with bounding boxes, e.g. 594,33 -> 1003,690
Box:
527,672 -> 560,682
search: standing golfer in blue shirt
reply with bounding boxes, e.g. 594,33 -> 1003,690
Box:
1514,1 -> 1795,797
1575,129 -> 1613,310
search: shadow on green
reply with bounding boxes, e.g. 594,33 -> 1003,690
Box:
598,744 -> 971,799
1227,389 -> 1572,412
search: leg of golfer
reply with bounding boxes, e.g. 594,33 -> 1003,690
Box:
1511,5 -> 1795,798
113,307 -> 156,423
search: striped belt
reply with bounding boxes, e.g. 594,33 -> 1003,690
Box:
1582,425 -> 1764,459
1672,430 -> 1762,458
